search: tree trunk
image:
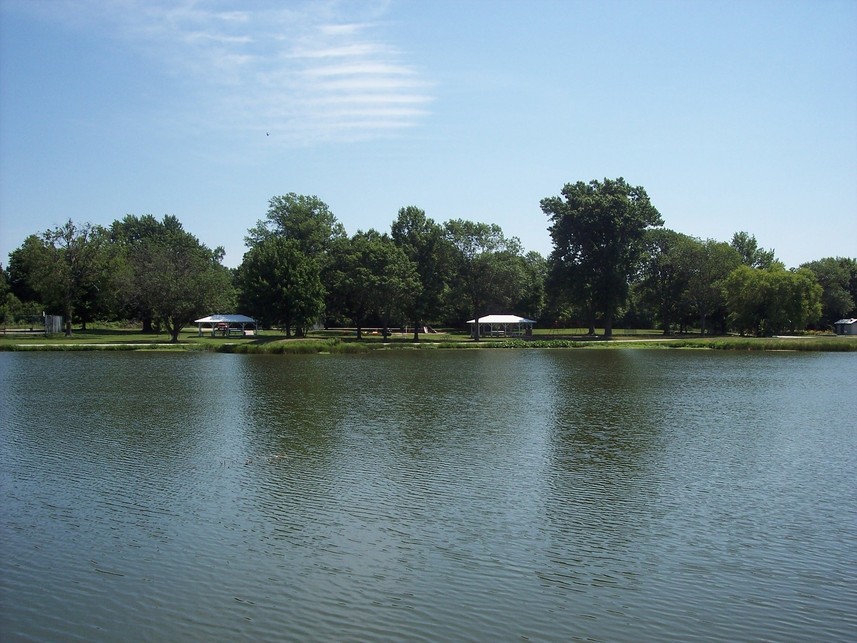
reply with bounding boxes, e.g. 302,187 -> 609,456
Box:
604,313 -> 613,338
142,316 -> 154,334
164,316 -> 180,343
412,320 -> 421,343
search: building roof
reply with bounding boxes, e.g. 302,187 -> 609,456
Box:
467,314 -> 536,324
195,314 -> 256,324
834,318 -> 857,325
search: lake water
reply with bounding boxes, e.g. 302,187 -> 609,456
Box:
1,349 -> 855,641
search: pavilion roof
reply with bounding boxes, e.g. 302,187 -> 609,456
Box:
466,314 -> 536,325
195,314 -> 256,324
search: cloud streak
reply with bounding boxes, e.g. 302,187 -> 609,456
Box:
32,0 -> 434,144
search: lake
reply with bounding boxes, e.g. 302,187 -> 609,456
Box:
1,349 -> 855,641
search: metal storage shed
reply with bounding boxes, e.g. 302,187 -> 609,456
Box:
833,318 -> 857,335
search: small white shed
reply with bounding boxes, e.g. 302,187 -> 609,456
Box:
833,318 -> 857,335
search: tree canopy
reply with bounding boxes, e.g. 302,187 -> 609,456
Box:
246,193 -> 346,255
443,219 -> 526,340
8,220 -> 110,335
391,206 -> 450,341
238,236 -> 324,336
3,189 -> 850,339
800,257 -> 857,326
542,178 -> 663,336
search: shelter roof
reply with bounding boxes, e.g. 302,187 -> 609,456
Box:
466,314 -> 536,324
834,318 -> 857,325
195,314 -> 256,324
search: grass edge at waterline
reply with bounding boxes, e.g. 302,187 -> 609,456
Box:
1,328 -> 855,353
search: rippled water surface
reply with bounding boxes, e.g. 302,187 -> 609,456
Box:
1,349 -> 855,641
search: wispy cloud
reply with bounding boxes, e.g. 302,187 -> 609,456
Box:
28,0 -> 434,144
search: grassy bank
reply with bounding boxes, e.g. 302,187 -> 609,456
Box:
2,326 -> 855,353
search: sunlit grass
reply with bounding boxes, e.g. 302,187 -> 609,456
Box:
2,325 -> 853,352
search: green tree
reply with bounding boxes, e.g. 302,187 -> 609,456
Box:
246,193 -> 346,254
724,265 -> 821,335
246,194 -> 346,327
9,220 -> 110,335
515,251 -> 547,321
685,239 -> 741,335
0,265 -> 12,326
391,206 -> 451,341
730,231 -> 777,269
443,219 -> 525,339
635,229 -> 697,334
326,235 -> 369,337
7,235 -> 45,306
800,257 -> 857,326
0,266 -> 8,316
367,232 -> 421,340
109,214 -> 180,332
237,237 -> 325,336
125,220 -> 234,342
327,231 -> 420,340
542,178 -> 663,337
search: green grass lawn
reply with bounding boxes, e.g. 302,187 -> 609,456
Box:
2,325 -> 854,353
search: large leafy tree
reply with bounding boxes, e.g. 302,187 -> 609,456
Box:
635,229 -> 697,334
7,235 -> 49,307
9,220 -> 110,335
109,214 -> 184,332
246,193 -> 346,254
391,206 -> 451,341
246,194 -> 346,326
0,264 -> 15,326
724,265 -> 821,336
515,251 -> 547,322
121,217 -> 234,342
730,231 -> 777,269
237,236 -> 325,336
800,257 -> 857,327
367,232 -> 421,340
443,219 -> 526,339
0,258 -> 45,326
684,238 -> 742,335
327,230 -> 420,339
0,266 -> 8,317
542,178 -> 663,337
326,235 -> 370,337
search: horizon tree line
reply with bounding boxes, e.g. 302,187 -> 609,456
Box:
2,180 -> 855,340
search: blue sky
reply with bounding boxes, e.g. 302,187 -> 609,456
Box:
1,0 -> 855,269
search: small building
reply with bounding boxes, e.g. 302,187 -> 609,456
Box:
833,318 -> 857,335
467,314 -> 536,338
195,314 -> 257,337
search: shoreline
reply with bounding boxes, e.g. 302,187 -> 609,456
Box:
2,334 -> 855,354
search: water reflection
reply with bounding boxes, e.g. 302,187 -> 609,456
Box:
2,350 -> 855,642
